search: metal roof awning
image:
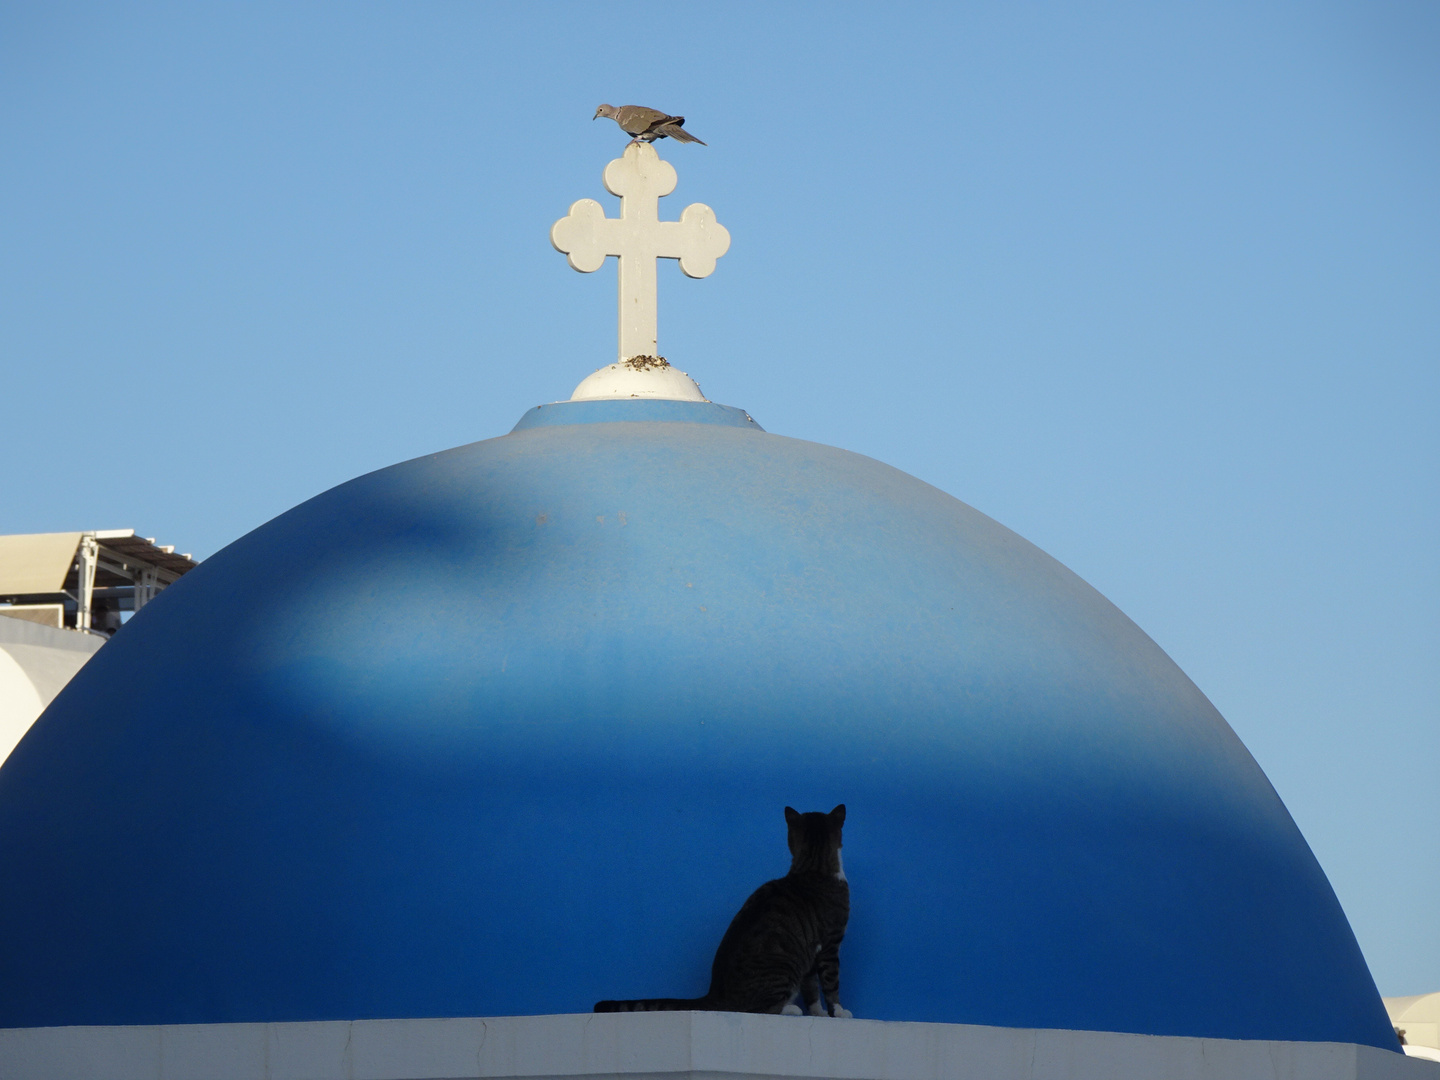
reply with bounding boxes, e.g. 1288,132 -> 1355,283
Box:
83,530 -> 198,587
0,530 -> 199,633
0,532 -> 85,594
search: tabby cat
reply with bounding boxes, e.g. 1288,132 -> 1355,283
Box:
594,804 -> 852,1017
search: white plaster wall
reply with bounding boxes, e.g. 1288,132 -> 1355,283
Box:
1387,994 -> 1440,1060
2,1012 -> 1435,1080
0,647 -> 46,765
0,618 -> 104,765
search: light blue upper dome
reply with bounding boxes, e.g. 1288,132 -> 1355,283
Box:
0,399 -> 1395,1048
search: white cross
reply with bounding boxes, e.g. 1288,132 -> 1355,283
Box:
551,142 -> 730,363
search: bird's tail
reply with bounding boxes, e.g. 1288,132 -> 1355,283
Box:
594,995 -> 713,1012
659,124 -> 706,146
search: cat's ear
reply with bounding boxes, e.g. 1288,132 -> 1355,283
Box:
784,806 -> 800,826
830,804 -> 846,826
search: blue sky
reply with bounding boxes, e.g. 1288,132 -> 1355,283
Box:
2,3 -> 1435,995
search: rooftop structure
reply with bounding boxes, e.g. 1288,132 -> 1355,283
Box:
0,530 -> 197,635
1388,993 -> 1440,1062
0,530 -> 199,767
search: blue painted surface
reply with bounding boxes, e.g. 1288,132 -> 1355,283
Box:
512,399 -> 762,430
0,401 -> 1396,1048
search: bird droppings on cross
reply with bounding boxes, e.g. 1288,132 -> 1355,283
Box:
622,355 -> 670,371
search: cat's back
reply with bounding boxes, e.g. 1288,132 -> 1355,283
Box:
724,871 -> 848,941
785,870 -> 850,926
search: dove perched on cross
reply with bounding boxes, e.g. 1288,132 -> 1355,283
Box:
594,104 -> 707,146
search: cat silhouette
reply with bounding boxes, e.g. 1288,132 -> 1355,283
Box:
595,804 -> 851,1017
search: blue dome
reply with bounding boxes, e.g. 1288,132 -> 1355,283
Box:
0,399 -> 1394,1047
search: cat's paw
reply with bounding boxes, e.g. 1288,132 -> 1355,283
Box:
808,1002 -> 827,1017
781,1003 -> 803,1016
830,1005 -> 853,1019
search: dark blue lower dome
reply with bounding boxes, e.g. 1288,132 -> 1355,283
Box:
0,401 -> 1396,1048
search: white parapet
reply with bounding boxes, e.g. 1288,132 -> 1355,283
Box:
2,1011 -> 1434,1080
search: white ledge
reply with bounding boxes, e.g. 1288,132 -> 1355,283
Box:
2,1011 -> 1434,1080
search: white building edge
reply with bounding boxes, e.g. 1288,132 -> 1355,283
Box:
1389,993 -> 1440,1062
0,529 -> 198,764
0,615 -> 104,764
3,1011 -> 1437,1080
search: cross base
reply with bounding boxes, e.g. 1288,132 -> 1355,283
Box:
569,356 -> 707,402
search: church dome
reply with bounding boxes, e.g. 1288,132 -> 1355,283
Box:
0,398 -> 1395,1048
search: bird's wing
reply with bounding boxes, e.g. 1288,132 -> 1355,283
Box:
612,105 -> 670,136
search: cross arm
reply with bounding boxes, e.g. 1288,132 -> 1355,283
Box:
550,199 -> 626,273
655,203 -> 731,279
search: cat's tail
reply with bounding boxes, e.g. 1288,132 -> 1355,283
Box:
593,996 -> 713,1013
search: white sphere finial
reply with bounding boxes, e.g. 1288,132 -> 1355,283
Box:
569,355 -> 707,402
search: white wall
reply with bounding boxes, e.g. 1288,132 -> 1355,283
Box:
0,616 -> 104,765
2,1011 -> 1435,1080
